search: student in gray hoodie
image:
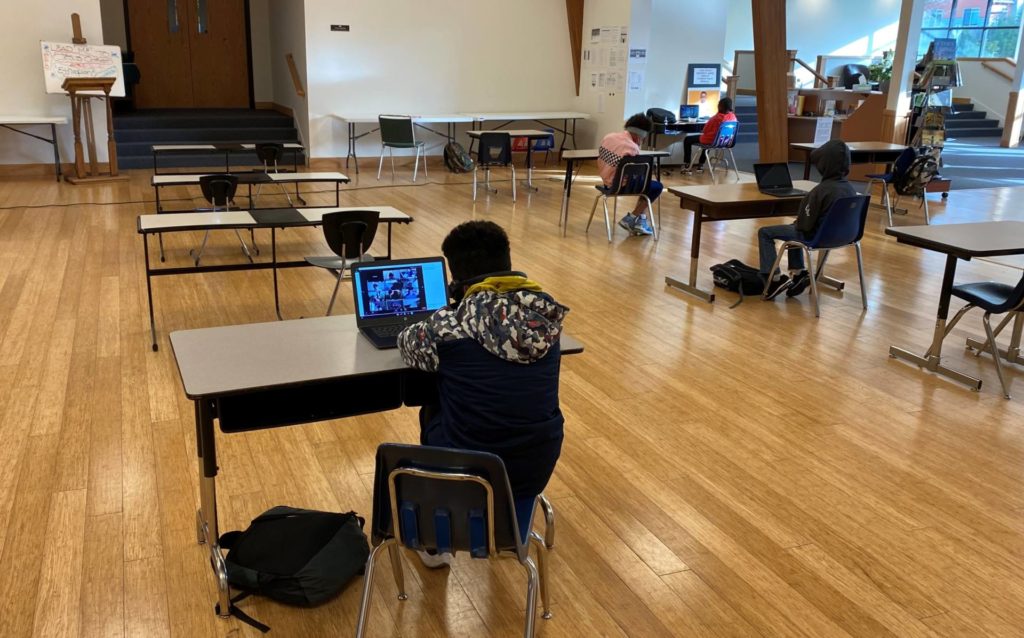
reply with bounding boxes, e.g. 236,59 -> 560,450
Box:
758,139 -> 857,299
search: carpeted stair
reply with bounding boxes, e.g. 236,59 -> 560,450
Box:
113,109 -> 303,170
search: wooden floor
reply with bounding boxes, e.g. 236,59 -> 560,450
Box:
1,160 -> 1022,638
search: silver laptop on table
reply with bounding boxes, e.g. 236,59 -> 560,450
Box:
350,257 -> 449,349
754,163 -> 809,198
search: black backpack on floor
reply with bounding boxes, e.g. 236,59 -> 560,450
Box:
217,506 -> 370,632
895,148 -> 940,197
710,259 -> 764,307
443,142 -> 475,173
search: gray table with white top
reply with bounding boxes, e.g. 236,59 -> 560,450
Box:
170,314 -> 583,619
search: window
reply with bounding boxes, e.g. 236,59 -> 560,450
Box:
918,0 -> 1022,58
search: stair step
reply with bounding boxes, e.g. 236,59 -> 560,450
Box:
113,109 -> 293,130
115,127 -> 298,143
118,152 -> 305,170
945,119 -> 999,129
947,128 -> 1003,138
947,110 -> 987,119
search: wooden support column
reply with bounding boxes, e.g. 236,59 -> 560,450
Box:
751,0 -> 789,163
566,0 -> 584,96
1000,27 -> 1024,147
882,0 -> 926,144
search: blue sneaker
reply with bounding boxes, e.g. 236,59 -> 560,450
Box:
632,215 -> 654,236
618,213 -> 637,231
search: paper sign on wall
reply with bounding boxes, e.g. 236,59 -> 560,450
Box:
628,70 -> 644,92
813,117 -> 834,145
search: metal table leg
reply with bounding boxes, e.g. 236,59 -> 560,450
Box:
561,158 -> 575,236
273,228 -> 284,321
524,141 -> 538,192
144,234 -> 159,351
665,205 -> 715,302
52,123 -> 62,181
195,399 -> 231,618
889,254 -> 983,390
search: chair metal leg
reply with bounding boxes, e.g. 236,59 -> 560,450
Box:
412,146 -> 420,182
971,312 -> 1015,357
233,229 -> 254,263
922,195 -> 931,224
854,242 -> 868,310
529,531 -> 553,620
511,165 -> 517,202
603,198 -> 613,242
521,556 -> 540,638
356,540 -> 393,638
805,247 -> 820,317
707,151 -> 717,184
249,228 -> 259,256
641,195 -> 657,240
884,185 -> 894,227
925,303 -> 976,358
387,542 -> 407,600
190,230 -> 211,266
984,313 -> 1012,398
538,494 -> 555,549
473,166 -> 478,201
389,147 -> 396,179
585,195 -> 601,233
422,144 -> 429,178
762,242 -> 789,299
326,270 -> 344,316
728,148 -> 739,182
377,147 -> 385,180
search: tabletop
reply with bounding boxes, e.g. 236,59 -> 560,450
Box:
171,314 -> 584,399
563,149 -> 671,160
668,181 -> 818,205
152,171 -> 349,185
466,129 -> 551,138
138,206 -> 411,233
790,141 -> 907,153
885,221 -> 1024,258
0,116 -> 68,125
466,112 -> 590,121
335,114 -> 475,124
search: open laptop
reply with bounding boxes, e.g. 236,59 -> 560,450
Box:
754,163 -> 809,198
351,257 -> 449,349
679,104 -> 699,121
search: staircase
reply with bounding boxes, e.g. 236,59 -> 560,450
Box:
944,102 -> 1003,139
113,109 -> 304,170
734,96 -> 759,144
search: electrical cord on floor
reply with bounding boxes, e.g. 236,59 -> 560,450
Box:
0,171 -> 568,211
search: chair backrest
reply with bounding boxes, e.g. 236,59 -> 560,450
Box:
841,64 -> 872,89
378,115 -> 416,146
254,142 -> 285,165
892,147 -> 917,179
1003,274 -> 1024,314
199,174 -> 239,209
806,195 -> 870,249
710,120 -> 739,148
608,155 -> 653,196
532,128 -> 555,151
370,444 -> 527,561
477,132 -> 512,167
321,210 -> 380,260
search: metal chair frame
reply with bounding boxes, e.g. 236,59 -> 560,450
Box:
252,143 -> 294,207
585,157 -> 660,242
355,466 -> 555,638
473,132 -> 516,202
378,115 -> 428,182
939,292 -> 1024,400
191,174 -> 254,267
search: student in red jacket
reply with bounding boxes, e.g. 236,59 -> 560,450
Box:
683,97 -> 737,170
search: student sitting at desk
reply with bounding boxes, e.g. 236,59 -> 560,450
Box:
398,220 -> 569,566
682,97 -> 737,170
597,113 -> 662,236
757,140 -> 856,299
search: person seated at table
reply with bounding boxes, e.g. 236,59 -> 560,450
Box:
398,220 -> 569,566
683,97 -> 737,170
758,139 -> 856,299
597,113 -> 662,236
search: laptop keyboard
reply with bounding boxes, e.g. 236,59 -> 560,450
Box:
370,324 -> 405,337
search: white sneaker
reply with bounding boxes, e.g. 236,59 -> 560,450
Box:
417,550 -> 453,569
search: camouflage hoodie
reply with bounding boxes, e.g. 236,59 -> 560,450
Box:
398,275 -> 569,372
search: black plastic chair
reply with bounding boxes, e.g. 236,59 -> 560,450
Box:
585,155 -> 658,242
304,210 -> 380,315
191,174 -> 254,267
378,115 -> 428,182
473,132 -> 516,202
864,147 -> 921,227
938,273 -> 1024,399
762,195 -> 870,317
252,142 -> 294,206
355,444 -> 554,638
841,64 -> 872,89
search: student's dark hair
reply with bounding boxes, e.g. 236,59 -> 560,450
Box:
624,112 -> 652,132
441,220 -> 512,282
718,97 -> 734,113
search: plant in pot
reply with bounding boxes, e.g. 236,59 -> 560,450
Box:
870,50 -> 894,94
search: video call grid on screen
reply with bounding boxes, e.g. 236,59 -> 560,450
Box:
355,262 -> 448,319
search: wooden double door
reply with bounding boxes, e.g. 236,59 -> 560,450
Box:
127,0 -> 251,108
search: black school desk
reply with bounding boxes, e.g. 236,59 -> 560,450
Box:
151,171 -> 349,212
791,141 -> 907,180
886,221 -> 1024,391
137,206 -> 413,350
170,314 -> 584,619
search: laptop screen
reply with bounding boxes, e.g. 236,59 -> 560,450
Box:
352,259 -> 448,321
754,163 -> 794,190
679,104 -> 699,120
